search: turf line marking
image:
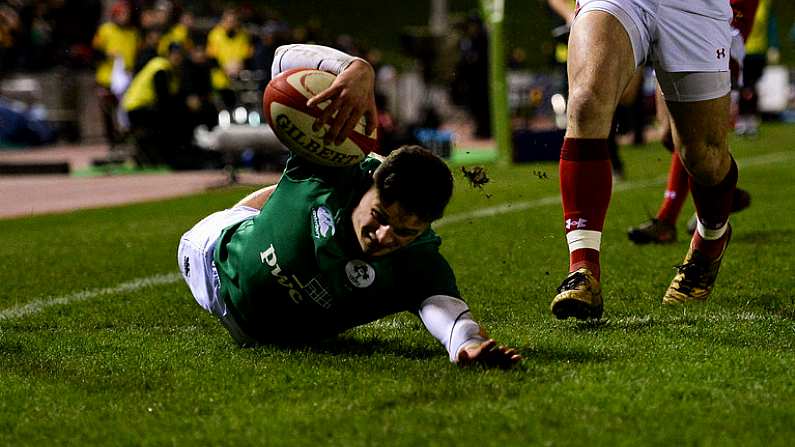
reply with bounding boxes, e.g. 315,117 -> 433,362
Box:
436,151 -> 794,228
0,273 -> 182,322
2,151 -> 791,322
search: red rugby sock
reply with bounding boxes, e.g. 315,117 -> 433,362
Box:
656,150 -> 690,225
690,158 -> 738,259
560,138 -> 612,280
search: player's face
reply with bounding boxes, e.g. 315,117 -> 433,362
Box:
352,187 -> 430,257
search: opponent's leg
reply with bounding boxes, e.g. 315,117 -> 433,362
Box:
628,88 -> 686,244
664,94 -> 736,304
551,10 -> 636,320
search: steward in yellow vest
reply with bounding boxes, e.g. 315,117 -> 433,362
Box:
122,45 -> 185,166
206,9 -> 252,107
122,56 -> 180,112
92,1 -> 139,147
159,11 -> 194,57
92,5 -> 139,88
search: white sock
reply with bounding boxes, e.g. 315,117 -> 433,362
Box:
696,220 -> 728,240
566,230 -> 602,252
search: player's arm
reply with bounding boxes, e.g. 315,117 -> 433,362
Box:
234,184 -> 277,210
547,0 -> 575,24
418,295 -> 521,368
271,43 -> 377,146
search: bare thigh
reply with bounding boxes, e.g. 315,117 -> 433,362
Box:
566,11 -> 637,138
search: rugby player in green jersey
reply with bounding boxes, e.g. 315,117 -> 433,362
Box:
178,44 -> 520,368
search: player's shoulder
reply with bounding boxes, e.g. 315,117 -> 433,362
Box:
403,229 -> 444,254
283,153 -> 380,186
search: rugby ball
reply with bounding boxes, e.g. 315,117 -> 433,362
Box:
263,68 -> 378,167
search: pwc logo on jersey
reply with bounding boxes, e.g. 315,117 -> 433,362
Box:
345,260 -> 375,288
260,243 -> 304,304
311,206 -> 335,239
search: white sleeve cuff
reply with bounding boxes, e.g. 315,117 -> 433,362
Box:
272,44 -> 364,79
418,295 -> 487,362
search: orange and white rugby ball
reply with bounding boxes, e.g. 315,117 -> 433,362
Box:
263,68 -> 378,167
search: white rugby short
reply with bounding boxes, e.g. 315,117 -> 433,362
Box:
576,0 -> 732,101
177,205 -> 260,345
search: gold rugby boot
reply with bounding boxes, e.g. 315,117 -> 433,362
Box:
551,268 -> 603,320
663,225 -> 732,305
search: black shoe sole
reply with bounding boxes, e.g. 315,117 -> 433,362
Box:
551,299 -> 604,320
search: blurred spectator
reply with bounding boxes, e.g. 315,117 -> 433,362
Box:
92,0 -> 140,147
135,27 -> 162,74
335,34 -> 360,57
375,92 -> 420,155
508,47 -> 528,70
376,92 -> 399,153
49,0 -> 102,68
0,5 -> 21,75
181,39 -> 217,132
139,3 -> 168,31
737,0 -> 778,136
452,13 -> 490,139
291,17 -> 323,45
158,9 -> 193,56
122,43 -> 184,166
1,1 -> 101,71
251,20 -> 290,90
23,1 -> 53,69
206,8 -> 252,109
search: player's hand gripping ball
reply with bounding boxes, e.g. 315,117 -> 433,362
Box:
264,68 -> 378,167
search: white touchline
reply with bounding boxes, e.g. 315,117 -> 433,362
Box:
0,273 -> 182,321
1,151 -> 792,322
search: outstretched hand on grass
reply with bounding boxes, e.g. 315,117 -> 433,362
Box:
457,339 -> 522,369
306,59 -> 377,146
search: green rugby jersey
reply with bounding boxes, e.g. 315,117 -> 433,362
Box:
214,155 -> 460,341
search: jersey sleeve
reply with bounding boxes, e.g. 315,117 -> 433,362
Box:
394,235 -> 461,308
271,44 -> 366,79
282,153 -> 380,190
418,295 -> 487,362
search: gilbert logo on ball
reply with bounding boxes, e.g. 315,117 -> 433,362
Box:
264,68 -> 378,167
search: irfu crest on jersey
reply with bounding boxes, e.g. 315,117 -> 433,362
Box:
311,206 -> 335,239
345,260 -> 375,288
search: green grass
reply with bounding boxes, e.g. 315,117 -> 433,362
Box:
1,124 -> 794,446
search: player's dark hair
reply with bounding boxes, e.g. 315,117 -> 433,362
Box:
373,145 -> 453,222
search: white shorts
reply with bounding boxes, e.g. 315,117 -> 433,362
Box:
177,205 -> 260,345
576,0 -> 732,101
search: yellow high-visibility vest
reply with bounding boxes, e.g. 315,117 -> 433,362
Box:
93,22 -> 139,87
745,0 -> 771,55
158,24 -> 192,56
206,25 -> 251,89
122,57 -> 178,111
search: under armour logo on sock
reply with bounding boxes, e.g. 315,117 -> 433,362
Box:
717,48 -> 726,59
566,218 -> 589,230
183,256 -> 190,278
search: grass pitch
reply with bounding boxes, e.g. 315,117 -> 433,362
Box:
1,124 -> 793,446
